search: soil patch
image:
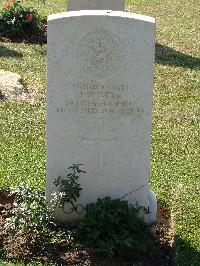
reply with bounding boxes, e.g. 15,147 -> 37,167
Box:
0,190 -> 175,265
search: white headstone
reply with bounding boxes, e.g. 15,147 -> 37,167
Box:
68,0 -> 125,11
46,10 -> 157,224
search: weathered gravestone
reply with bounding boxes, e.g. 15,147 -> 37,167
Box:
68,0 -> 124,11
46,6 -> 157,224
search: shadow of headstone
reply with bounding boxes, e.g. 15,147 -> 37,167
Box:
0,45 -> 23,58
155,43 -> 200,69
175,235 -> 200,265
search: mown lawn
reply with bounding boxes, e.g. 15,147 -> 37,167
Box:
126,1 -> 200,264
0,0 -> 199,265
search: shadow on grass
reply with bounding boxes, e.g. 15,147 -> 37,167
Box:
155,43 -> 200,69
0,45 -> 23,58
175,236 -> 200,265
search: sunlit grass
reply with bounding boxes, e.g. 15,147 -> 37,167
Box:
0,102 -> 45,189
0,0 -> 66,17
126,0 -> 200,264
0,43 -> 46,99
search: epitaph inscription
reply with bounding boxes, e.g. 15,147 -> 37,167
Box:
55,81 -> 144,117
77,30 -> 125,79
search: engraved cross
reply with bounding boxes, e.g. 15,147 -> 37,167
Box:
81,119 -> 116,174
81,137 -> 116,175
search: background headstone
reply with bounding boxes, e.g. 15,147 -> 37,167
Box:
68,0 -> 125,11
46,10 -> 156,224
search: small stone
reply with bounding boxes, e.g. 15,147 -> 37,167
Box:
0,70 -> 28,101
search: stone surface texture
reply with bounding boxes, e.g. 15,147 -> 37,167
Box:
68,0 -> 125,11
0,70 -> 27,101
46,10 -> 156,224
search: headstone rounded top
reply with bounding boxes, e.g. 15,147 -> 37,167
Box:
48,11 -> 155,24
68,0 -> 125,11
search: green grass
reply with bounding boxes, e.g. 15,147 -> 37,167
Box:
0,102 -> 45,189
126,0 -> 200,264
0,43 -> 46,97
0,44 -> 47,191
0,0 -> 66,17
0,0 -> 200,265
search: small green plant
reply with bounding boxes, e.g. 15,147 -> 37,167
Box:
75,197 -> 153,258
4,164 -> 85,250
5,164 -> 85,234
52,164 -> 86,210
0,0 -> 41,37
4,164 -> 153,259
5,186 -> 55,234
